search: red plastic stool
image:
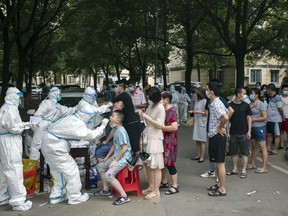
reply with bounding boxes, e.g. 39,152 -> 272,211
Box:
114,166 -> 142,197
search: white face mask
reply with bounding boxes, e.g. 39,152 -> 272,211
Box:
283,90 -> 288,96
110,123 -> 117,128
160,99 -> 163,105
242,95 -> 247,100
205,90 -> 211,99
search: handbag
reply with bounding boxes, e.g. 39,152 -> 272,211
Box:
139,131 -> 150,163
187,116 -> 194,127
126,131 -> 150,166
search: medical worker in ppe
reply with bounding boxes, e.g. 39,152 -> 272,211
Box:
29,87 -> 76,160
179,86 -> 191,122
41,105 -> 109,205
77,86 -> 112,128
0,87 -> 33,211
170,84 -> 180,123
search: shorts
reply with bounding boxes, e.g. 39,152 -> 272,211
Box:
282,119 -> 288,133
251,126 -> 266,142
228,134 -> 250,156
96,157 -> 126,183
208,134 -> 226,163
266,121 -> 281,136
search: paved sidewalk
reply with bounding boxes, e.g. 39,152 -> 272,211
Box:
1,124 -> 288,216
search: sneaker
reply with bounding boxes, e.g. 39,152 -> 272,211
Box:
200,170 -> 216,178
113,196 -> 130,205
68,193 -> 89,205
94,189 -> 111,196
12,200 -> 32,211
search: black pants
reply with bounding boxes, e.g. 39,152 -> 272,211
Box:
124,121 -> 141,153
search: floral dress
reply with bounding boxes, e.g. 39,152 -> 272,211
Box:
163,107 -> 178,166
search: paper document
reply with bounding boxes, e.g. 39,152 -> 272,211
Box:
30,116 -> 42,124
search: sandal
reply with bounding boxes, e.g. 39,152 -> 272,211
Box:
142,187 -> 153,195
226,170 -> 238,176
144,191 -> 160,200
191,157 -> 200,161
159,182 -> 169,189
208,189 -> 227,197
268,151 -> 278,155
255,168 -> 268,174
165,186 -> 179,195
207,184 -> 219,191
246,164 -> 256,170
240,173 -> 247,179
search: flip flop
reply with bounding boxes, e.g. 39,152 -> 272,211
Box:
255,168 -> 268,174
159,182 -> 169,189
226,170 -> 238,175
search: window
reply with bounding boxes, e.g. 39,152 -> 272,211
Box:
270,69 -> 279,83
250,69 -> 262,83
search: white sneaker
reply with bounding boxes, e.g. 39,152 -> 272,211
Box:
12,200 -> 32,211
68,193 -> 89,205
200,170 -> 216,178
49,195 -> 67,205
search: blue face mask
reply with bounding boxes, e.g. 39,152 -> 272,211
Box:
56,95 -> 62,102
249,95 -> 255,101
125,88 -> 131,94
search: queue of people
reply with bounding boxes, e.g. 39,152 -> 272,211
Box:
2,78 -> 286,211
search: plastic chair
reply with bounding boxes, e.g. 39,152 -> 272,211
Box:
114,166 -> 142,197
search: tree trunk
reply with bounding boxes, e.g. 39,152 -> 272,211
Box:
197,63 -> 201,82
161,59 -> 167,90
115,64 -> 121,80
16,40 -> 25,92
235,53 -> 245,88
185,33 -> 193,94
0,27 -> 12,106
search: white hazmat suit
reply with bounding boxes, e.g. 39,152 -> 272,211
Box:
179,87 -> 191,122
76,86 -> 112,163
170,85 -> 180,123
41,105 -> 109,205
0,87 -> 33,211
29,87 -> 76,160
77,86 -> 112,128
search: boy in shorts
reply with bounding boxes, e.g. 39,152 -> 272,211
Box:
95,110 -> 132,205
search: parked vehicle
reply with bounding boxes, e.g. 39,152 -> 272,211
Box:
167,81 -> 201,92
31,85 -> 42,96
